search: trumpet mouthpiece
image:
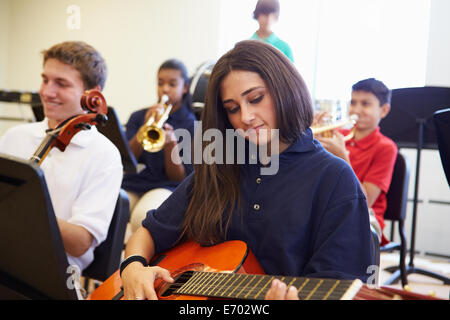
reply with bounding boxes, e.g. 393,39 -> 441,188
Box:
160,94 -> 169,105
349,114 -> 359,122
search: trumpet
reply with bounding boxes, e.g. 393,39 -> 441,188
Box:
311,114 -> 359,141
136,94 -> 173,152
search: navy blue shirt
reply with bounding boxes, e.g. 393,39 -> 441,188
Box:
122,102 -> 196,193
142,129 -> 375,282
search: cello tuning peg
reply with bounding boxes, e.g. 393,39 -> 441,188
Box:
74,122 -> 92,130
95,113 -> 108,125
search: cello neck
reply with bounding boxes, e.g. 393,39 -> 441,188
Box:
29,127 -> 63,165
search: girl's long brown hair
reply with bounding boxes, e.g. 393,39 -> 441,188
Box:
181,40 -> 313,245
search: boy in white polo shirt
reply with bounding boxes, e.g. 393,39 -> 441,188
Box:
0,41 -> 123,271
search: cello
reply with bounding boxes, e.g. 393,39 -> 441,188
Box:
29,90 -> 108,165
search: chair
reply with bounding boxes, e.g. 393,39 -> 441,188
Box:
369,226 -> 380,286
380,153 -> 410,287
433,108 -> 450,187
82,189 -> 130,283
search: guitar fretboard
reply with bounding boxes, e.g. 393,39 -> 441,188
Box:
174,271 -> 362,300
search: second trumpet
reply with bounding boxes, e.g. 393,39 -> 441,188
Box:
137,94 -> 173,152
311,114 -> 359,141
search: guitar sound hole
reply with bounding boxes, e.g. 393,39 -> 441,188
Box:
160,271 -> 194,297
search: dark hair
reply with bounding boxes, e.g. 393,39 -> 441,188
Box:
42,41 -> 107,90
181,40 -> 313,245
158,58 -> 192,108
253,0 -> 280,19
205,40 -> 312,144
352,78 -> 391,106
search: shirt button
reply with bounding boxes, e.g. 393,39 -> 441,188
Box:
253,204 -> 260,211
350,142 -> 355,147
256,177 -> 262,184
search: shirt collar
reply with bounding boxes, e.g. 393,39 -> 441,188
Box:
282,128 -> 316,155
36,118 -> 96,148
168,102 -> 191,122
347,127 -> 381,150
243,128 -> 316,167
251,32 -> 277,43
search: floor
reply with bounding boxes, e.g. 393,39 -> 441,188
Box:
378,252 -> 450,300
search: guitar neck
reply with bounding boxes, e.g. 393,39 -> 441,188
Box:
173,271 -> 363,300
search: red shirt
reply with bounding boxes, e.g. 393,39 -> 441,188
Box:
341,127 -> 398,231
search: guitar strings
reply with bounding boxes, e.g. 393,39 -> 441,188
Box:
171,272 -> 353,299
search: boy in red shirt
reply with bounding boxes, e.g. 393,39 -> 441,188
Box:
316,78 -> 398,245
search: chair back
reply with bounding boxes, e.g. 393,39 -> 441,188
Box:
82,189 -> 130,281
433,108 -> 450,187
384,153 -> 410,222
370,226 -> 380,268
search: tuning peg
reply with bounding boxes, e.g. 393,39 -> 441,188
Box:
74,122 -> 92,130
95,113 -> 108,126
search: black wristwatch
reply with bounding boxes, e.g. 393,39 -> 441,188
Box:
119,255 -> 148,277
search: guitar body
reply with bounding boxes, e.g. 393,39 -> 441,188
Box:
89,240 -> 441,300
88,240 -> 265,300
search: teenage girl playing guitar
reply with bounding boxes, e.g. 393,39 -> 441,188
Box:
120,40 -> 375,300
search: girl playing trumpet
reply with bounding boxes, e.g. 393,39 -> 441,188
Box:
122,59 -> 197,235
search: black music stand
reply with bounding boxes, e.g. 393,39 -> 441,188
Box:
97,106 -> 138,174
0,155 -> 79,299
380,86 -> 450,285
0,90 -> 43,122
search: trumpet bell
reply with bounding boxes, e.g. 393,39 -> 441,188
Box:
137,125 -> 166,152
136,94 -> 172,153
311,114 -> 358,141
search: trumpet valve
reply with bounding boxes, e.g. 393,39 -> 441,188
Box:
136,94 -> 172,153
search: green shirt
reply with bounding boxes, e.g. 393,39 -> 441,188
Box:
250,32 -> 294,62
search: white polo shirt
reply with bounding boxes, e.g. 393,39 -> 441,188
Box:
0,119 -> 123,271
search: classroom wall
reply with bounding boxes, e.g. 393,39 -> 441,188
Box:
2,0 -> 222,124
0,0 -> 10,89
426,0 -> 450,86
403,0 -> 450,258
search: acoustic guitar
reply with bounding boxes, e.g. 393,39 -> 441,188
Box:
88,240 -> 440,300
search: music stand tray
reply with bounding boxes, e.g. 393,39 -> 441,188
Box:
96,106 -> 138,174
0,155 -> 79,299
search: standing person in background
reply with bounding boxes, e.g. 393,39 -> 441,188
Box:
122,59 -> 196,235
250,0 -> 294,62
